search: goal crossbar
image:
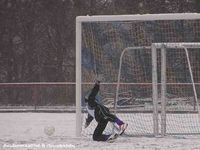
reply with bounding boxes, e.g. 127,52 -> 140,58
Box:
77,13 -> 200,22
153,42 -> 200,48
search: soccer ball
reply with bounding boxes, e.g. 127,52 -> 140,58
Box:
44,126 -> 55,136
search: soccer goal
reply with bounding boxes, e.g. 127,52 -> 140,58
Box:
76,13 -> 200,137
152,43 -> 200,136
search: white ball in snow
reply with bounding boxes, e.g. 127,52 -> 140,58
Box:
44,126 -> 55,136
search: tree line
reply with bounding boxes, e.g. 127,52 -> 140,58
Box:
0,0 -> 199,106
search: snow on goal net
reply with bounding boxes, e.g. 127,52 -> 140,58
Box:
76,14 -> 200,137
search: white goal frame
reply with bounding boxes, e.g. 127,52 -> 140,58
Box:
76,13 -> 200,137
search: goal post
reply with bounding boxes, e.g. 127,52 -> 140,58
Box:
152,44 -> 159,136
76,17 -> 82,137
76,13 -> 200,137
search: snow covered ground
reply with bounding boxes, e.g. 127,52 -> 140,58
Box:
1,113 -> 200,150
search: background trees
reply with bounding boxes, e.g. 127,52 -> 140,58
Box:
0,0 -> 199,105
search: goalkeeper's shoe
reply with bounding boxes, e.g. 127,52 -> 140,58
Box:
106,133 -> 119,142
118,123 -> 128,135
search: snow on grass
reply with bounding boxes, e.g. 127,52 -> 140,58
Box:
0,113 -> 200,150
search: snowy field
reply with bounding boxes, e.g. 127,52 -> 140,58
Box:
1,113 -> 200,150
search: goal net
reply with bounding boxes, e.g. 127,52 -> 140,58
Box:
76,13 -> 200,137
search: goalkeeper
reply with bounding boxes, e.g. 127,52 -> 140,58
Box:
84,77 -> 128,141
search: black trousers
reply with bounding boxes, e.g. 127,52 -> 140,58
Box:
93,104 -> 117,141
93,119 -> 108,141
